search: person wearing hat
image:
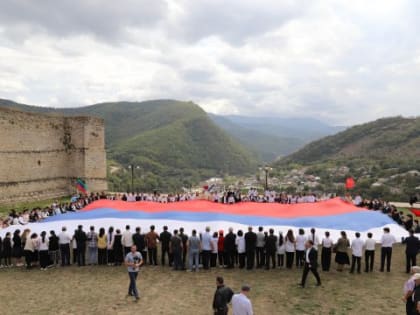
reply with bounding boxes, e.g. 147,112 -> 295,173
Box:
232,285 -> 253,315
402,267 -> 420,315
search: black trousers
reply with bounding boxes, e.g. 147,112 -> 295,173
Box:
77,245 -> 86,266
98,248 -> 107,265
72,248 -> 78,264
107,249 -> 114,264
380,247 -> 392,271
60,244 -> 70,266
211,253 -> 218,268
246,250 -> 255,269
350,255 -> 361,273
256,247 -> 265,267
225,250 -> 235,268
300,263 -> 321,287
265,251 -> 276,269
277,254 -> 284,267
161,246 -> 172,266
39,250 -> 50,268
202,250 -> 211,269
141,250 -> 147,265
218,251 -> 225,266
238,253 -> 246,268
321,247 -> 331,271
148,248 -> 157,265
406,253 -> 417,273
296,250 -> 305,267
365,250 -> 374,272
286,252 -> 294,269
24,250 -> 33,268
406,298 -> 414,315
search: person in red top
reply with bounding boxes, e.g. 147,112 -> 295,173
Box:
217,230 -> 225,268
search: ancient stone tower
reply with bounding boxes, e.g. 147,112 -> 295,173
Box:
0,107 -> 107,204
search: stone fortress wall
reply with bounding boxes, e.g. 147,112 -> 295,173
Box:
0,107 -> 107,204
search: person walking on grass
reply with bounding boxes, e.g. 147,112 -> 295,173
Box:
299,240 -> 321,288
232,285 -> 253,315
213,276 -> 234,315
125,244 -> 143,302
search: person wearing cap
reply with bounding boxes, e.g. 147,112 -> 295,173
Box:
299,240 -> 321,288
380,227 -> 397,272
402,267 -> 420,315
213,276 -> 234,315
232,285 -> 253,315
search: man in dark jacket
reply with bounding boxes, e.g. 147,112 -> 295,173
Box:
245,226 -> 257,270
223,228 -> 236,269
160,226 -> 172,266
132,227 -> 146,263
265,229 -> 277,270
212,276 -> 234,315
403,230 -> 419,273
300,240 -> 321,287
74,225 -> 87,266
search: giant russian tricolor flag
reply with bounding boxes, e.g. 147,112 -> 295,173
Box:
0,198 -> 408,241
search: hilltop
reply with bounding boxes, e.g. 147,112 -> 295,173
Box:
0,99 -> 258,191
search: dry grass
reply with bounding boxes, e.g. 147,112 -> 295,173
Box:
0,244 -> 411,315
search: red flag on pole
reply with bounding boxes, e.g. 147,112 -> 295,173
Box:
345,177 -> 355,189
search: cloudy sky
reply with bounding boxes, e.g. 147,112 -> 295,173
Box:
0,0 -> 419,125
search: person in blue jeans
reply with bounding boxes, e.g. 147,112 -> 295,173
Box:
188,230 -> 201,271
125,245 -> 143,302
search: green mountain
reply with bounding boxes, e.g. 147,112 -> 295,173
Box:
274,116 -> 420,199
0,99 -> 258,191
209,114 -> 306,161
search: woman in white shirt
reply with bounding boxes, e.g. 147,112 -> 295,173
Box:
236,230 -> 246,269
295,229 -> 306,268
277,232 -> 285,268
321,231 -> 333,271
39,231 -> 50,270
210,232 -> 218,268
285,229 -> 296,269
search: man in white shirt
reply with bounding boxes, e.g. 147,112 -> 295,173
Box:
232,285 -> 253,315
201,226 -> 213,270
350,232 -> 364,274
122,225 -> 133,256
380,227 -> 397,272
307,228 -> 320,250
58,226 -> 71,266
364,232 -> 376,272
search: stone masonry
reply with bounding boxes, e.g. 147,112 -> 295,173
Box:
0,107 -> 107,204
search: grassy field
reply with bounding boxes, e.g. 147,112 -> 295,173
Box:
0,244 -> 411,315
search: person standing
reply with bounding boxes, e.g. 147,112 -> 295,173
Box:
132,227 -> 146,266
86,226 -> 98,265
12,229 -> 23,267
179,227 -> 188,268
380,227 -> 397,272
334,231 -> 350,272
97,227 -> 107,265
202,226 -> 213,270
321,231 -> 333,272
2,232 -> 12,267
224,228 -> 236,269
58,226 -> 71,266
23,233 -> 37,269
160,226 -> 172,267
265,229 -> 277,270
350,232 -> 363,274
403,230 -> 419,273
213,276 -> 234,315
277,232 -> 285,268
48,230 -> 60,266
211,232 -> 219,268
402,266 -> 420,315
217,230 -> 225,268
244,227 -> 257,270
256,227 -> 265,268
112,229 -> 124,266
364,232 -> 375,272
170,229 -> 183,270
285,229 -> 296,269
122,225 -> 133,256
145,225 -> 159,266
74,225 -> 87,267
125,245 -> 143,302
232,285 -> 253,315
188,230 -> 201,272
295,229 -> 306,268
307,228 -> 320,249
236,230 -> 246,269
299,240 -> 321,288
39,231 -> 50,270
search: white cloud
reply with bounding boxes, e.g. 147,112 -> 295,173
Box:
0,1 -> 419,125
